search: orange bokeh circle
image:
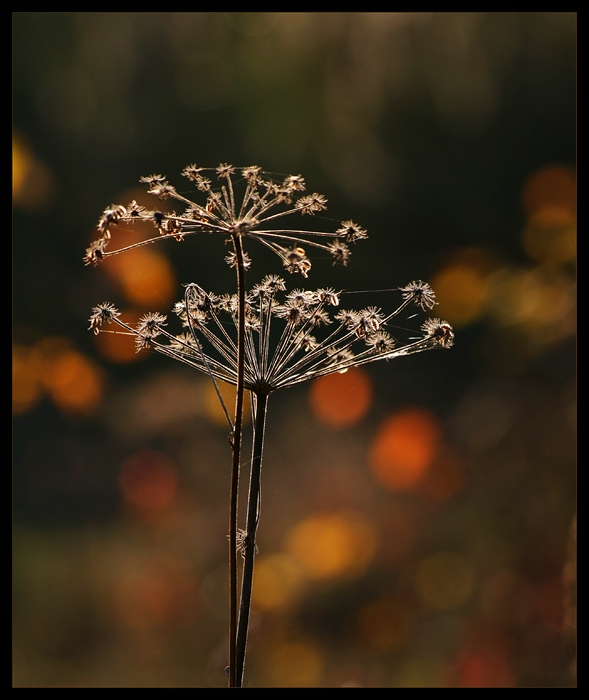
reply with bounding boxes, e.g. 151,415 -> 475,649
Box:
370,408 -> 441,491
309,366 -> 373,429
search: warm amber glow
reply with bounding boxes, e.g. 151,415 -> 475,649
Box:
522,210 -> 576,265
485,266 -> 575,345
12,132 -> 55,209
204,380 -> 251,427
269,640 -> 324,687
252,553 -> 304,611
104,247 -> 176,309
431,263 -> 488,327
94,308 -> 147,363
12,135 -> 28,198
309,366 -> 373,428
45,350 -> 104,414
522,165 -> 576,219
119,450 -> 178,514
12,346 -> 43,414
370,408 -> 441,491
521,165 -> 577,266
13,338 -> 104,415
285,512 -> 377,580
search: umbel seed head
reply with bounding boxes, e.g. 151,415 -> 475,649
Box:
85,165 -> 368,276
89,278 -> 453,395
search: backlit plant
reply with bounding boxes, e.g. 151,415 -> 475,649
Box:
87,165 -> 453,687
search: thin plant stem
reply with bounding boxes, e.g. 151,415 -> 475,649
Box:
229,234 -> 247,688
235,390 -> 269,687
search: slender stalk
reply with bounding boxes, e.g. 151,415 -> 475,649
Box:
235,390 -> 269,687
229,234 -> 247,688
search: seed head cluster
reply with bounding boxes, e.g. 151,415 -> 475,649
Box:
85,164 -> 368,276
87,165 -> 453,396
89,278 -> 453,395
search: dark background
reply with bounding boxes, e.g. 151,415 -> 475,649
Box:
13,13 -> 576,687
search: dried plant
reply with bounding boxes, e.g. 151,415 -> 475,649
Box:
84,164 -> 367,275
89,279 -> 452,394
86,164 -> 371,685
87,165 -> 453,687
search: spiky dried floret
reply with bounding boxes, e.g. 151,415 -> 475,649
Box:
137,312 -> 167,338
294,193 -> 328,214
216,163 -> 235,178
84,238 -> 108,266
336,220 -> 368,243
400,280 -> 437,311
316,288 -> 340,306
365,330 -> 396,354
328,240 -> 351,266
88,302 -> 120,333
422,318 -> 454,348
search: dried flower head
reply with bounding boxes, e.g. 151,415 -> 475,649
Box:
89,277 -> 453,396
135,312 -> 167,351
88,302 -> 121,334
85,165 -> 368,276
399,280 -> 438,311
421,318 -> 455,348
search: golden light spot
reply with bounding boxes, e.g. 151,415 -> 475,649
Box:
44,350 -> 104,414
252,553 -> 304,611
284,512 -> 377,580
13,337 -> 104,415
94,308 -> 147,363
485,266 -> 575,341
204,380 -> 251,427
356,597 -> 411,651
269,640 -> 324,687
12,346 -> 43,414
521,165 -> 577,267
12,132 -> 55,209
485,267 -> 532,326
104,246 -> 176,308
119,450 -> 178,515
521,165 -> 576,219
530,205 -> 575,228
370,408 -> 441,491
522,208 -> 576,265
415,551 -> 475,611
12,135 -> 28,197
431,263 -> 488,327
522,270 -> 574,326
309,366 -> 373,428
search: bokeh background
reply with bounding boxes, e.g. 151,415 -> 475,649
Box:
13,12 -> 576,688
